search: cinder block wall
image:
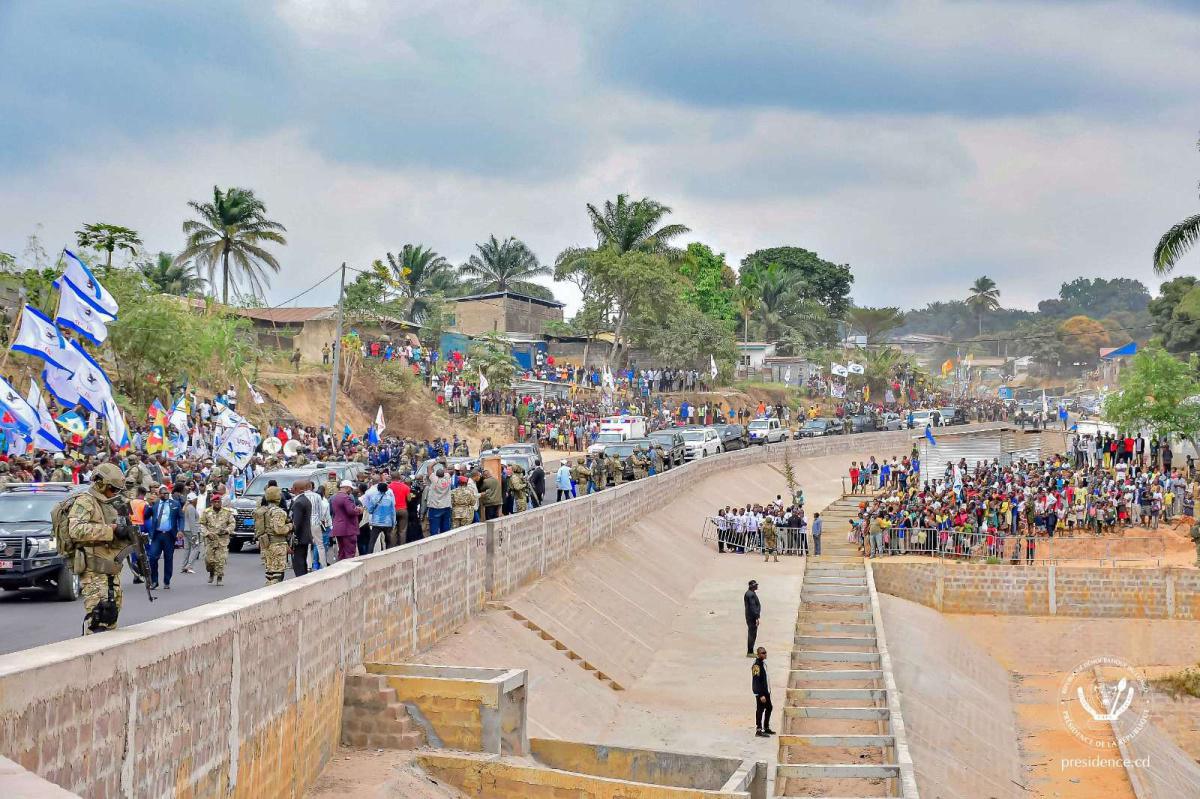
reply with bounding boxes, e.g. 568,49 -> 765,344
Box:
874,561 -> 1200,619
0,427 -> 929,799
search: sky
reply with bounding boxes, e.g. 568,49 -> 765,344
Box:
1,0 -> 1199,315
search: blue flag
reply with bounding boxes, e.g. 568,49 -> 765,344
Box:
366,425 -> 379,445
343,423 -> 352,439
925,426 -> 937,447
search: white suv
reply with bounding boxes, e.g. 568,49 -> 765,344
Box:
747,418 -> 785,444
682,428 -> 723,459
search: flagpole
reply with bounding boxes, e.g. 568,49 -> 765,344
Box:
0,305 -> 24,372
327,263 -> 346,433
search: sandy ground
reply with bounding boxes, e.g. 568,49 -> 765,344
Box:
944,613 -> 1200,798
306,749 -> 464,799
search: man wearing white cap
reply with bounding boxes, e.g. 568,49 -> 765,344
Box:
180,492 -> 202,574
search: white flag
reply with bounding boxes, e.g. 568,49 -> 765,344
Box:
67,340 -> 114,415
56,250 -> 118,318
783,365 -> 792,383
216,422 -> 257,470
246,380 -> 266,405
42,362 -> 81,408
10,305 -> 73,371
26,380 -> 63,452
478,369 -> 489,392
709,354 -> 718,379
0,375 -> 40,437
848,362 -> 865,375
101,395 -> 129,450
375,405 -> 386,433
56,282 -> 112,345
830,362 -> 849,378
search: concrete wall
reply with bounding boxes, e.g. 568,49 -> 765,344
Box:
873,561 -> 1200,619
529,738 -> 743,791
0,426 -> 937,799
878,594 -> 1026,799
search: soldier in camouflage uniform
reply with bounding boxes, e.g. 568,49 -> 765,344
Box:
68,463 -> 129,633
201,492 -> 235,585
608,452 -> 624,486
265,455 -> 282,470
0,461 -> 11,490
323,471 -> 341,501
571,458 -> 591,496
481,436 -> 494,453
450,476 -> 478,528
509,464 -> 530,511
49,455 -> 73,483
649,445 -> 665,476
629,449 -> 648,480
762,516 -> 780,562
592,454 -> 608,491
293,450 -> 310,466
125,455 -> 151,498
253,485 -> 292,585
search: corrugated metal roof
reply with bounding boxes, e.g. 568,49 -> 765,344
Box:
452,290 -> 564,308
235,306 -> 335,324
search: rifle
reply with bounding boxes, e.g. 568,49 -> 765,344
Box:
112,498 -> 155,604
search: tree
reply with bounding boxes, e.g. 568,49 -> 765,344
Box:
643,301 -> 736,374
139,251 -> 205,295
1148,277 -> 1200,354
1039,277 -> 1151,319
379,245 -> 456,321
178,186 -> 287,304
740,246 -> 854,322
460,235 -> 551,297
75,223 -> 142,269
1103,346 -> 1200,440
846,306 -> 905,345
1057,315 -> 1111,371
555,194 -> 690,365
470,331 -> 519,391
1153,136 -> 1200,276
678,242 -> 736,321
965,276 -> 1001,336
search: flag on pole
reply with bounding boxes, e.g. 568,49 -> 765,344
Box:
830,363 -> 849,378
56,250 -> 118,318
0,375 -> 39,436
101,396 -> 129,452
26,380 -> 63,452
478,370 -> 489,392
709,354 -> 719,379
10,305 -> 74,370
146,401 -> 169,455
375,405 -> 386,434
925,426 -> 937,447
215,423 -> 257,470
783,365 -> 792,383
246,379 -> 265,405
168,389 -> 191,435
941,359 -> 954,377
55,283 -> 112,345
848,362 -> 865,375
66,340 -> 114,415
55,411 -> 87,438
366,425 -> 380,446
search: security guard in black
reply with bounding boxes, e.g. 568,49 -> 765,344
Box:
752,646 -> 775,736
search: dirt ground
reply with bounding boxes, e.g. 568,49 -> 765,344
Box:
305,749 -> 464,799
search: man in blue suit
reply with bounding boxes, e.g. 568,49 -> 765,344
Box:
145,484 -> 183,589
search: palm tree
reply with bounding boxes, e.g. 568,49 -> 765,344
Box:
846,306 -> 906,345
460,235 -> 550,295
140,252 -> 205,295
178,186 -> 287,304
966,276 -> 1001,335
382,244 -> 454,321
1153,137 -> 1200,275
75,223 -> 142,268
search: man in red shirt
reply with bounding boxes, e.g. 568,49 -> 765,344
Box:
388,471 -> 411,549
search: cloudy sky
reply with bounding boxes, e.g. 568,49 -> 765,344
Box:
2,0 -> 1198,314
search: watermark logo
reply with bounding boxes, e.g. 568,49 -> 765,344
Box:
1060,656 -> 1152,749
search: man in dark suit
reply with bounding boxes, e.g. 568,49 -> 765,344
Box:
289,480 -> 314,578
145,485 -> 183,589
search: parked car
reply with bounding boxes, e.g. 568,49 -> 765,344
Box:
795,418 -> 843,438
845,414 -> 878,434
681,428 -> 723,459
938,407 -> 967,426
713,424 -> 747,452
908,409 -> 936,429
597,439 -> 652,480
498,442 -> 541,462
0,483 -> 86,601
880,412 -> 904,431
647,429 -> 686,467
747,417 -> 786,444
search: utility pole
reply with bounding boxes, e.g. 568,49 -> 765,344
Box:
328,263 -> 346,433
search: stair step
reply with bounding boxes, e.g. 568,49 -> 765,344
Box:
798,623 -> 876,634
784,705 -> 891,720
804,584 -> 869,596
777,763 -> 900,779
790,669 -> 883,682
804,576 -> 867,585
795,635 -> 877,647
792,651 -> 881,664
802,593 -> 869,605
787,688 -> 887,701
798,611 -> 874,622
779,734 -> 895,747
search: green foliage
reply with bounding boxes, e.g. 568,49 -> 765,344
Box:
75,223 -> 142,268
370,357 -> 418,394
1153,663 -> 1200,699
1148,277 -> 1200,354
846,306 -> 905,344
381,244 -> 462,322
139,251 -> 205,295
1038,277 -> 1150,319
678,243 -> 736,321
966,275 -> 1001,334
1102,346 -> 1200,439
179,186 -> 287,303
782,451 -> 798,500
739,246 -> 854,321
460,235 -> 552,298
1152,136 -> 1200,276
419,294 -> 453,348
470,331 -> 519,391
642,301 -> 735,371
1056,315 -> 1111,368
0,251 -> 15,271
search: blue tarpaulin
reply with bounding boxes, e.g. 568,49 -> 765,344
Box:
1101,341 -> 1137,359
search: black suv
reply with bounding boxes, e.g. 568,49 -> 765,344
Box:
647,430 -> 686,467
714,424 -> 748,451
0,483 -> 85,601
229,463 -> 366,551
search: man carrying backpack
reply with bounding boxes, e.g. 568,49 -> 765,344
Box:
63,463 -> 137,633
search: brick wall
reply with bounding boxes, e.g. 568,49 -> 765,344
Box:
874,561 -> 1200,620
0,425 -> 933,798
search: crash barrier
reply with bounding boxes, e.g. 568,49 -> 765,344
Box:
853,528 -> 1166,567
0,424 -> 946,798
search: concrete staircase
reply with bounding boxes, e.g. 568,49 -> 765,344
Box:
776,494 -> 906,798
340,672 -> 427,750
487,602 -> 625,691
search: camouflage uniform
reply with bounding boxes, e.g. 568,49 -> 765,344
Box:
293,453 -> 310,466
49,465 -> 72,483
630,451 -> 648,480
509,465 -> 530,512
650,446 -> 665,474
124,459 -> 150,498
254,486 -> 292,585
762,518 -> 780,562
0,462 -> 10,490
451,482 -> 477,528
323,479 -> 341,499
69,483 -> 122,632
481,437 -> 494,452
593,457 -> 608,490
201,504 -> 235,584
608,454 -> 624,485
